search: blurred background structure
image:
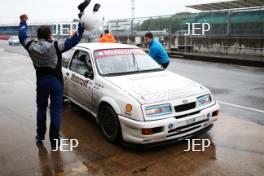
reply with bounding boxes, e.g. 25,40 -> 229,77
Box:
0,0 -> 263,56
108,0 -> 264,56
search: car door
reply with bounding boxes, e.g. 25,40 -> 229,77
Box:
62,48 -> 75,97
67,49 -> 94,110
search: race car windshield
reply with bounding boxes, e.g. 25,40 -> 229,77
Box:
94,48 -> 163,76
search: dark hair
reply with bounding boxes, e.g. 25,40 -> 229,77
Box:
37,25 -> 51,40
104,29 -> 109,33
144,32 -> 153,39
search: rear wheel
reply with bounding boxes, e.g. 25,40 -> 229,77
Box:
98,104 -> 122,143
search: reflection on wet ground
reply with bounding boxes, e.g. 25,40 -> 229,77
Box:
58,105 -> 264,176
59,104 -> 219,176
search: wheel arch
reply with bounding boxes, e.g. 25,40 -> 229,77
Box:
97,97 -> 122,117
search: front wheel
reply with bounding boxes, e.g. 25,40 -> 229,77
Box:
98,105 -> 122,143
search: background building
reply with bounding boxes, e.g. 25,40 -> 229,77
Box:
109,0 -> 264,56
0,0 -> 263,56
0,21 -> 100,42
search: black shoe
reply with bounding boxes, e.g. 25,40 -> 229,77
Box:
36,136 -> 44,145
36,135 -> 44,141
36,140 -> 43,145
93,3 -> 101,12
78,0 -> 91,12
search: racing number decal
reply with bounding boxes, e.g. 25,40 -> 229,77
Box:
71,74 -> 89,88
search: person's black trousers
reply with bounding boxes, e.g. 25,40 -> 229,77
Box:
161,62 -> 170,69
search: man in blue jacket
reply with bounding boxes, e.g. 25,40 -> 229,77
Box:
144,32 -> 170,69
18,13 -> 84,148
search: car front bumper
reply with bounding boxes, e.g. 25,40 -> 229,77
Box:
118,102 -> 220,144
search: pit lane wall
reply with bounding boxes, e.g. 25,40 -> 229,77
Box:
176,36 -> 264,56
0,35 -> 9,40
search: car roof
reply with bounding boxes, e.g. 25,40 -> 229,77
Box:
77,43 -> 139,51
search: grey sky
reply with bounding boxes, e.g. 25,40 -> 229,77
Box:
0,0 -> 226,25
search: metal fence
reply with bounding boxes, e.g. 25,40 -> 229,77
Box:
106,9 -> 264,55
108,9 -> 264,37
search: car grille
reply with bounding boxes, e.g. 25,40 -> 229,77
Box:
174,102 -> 196,113
175,110 -> 201,119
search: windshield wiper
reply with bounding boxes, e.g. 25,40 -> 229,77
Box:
138,68 -> 164,73
132,52 -> 140,72
103,71 -> 141,76
103,68 -> 164,76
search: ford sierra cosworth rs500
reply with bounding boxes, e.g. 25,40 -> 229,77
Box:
62,43 -> 220,144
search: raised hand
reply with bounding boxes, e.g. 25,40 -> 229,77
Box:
20,14 -> 28,22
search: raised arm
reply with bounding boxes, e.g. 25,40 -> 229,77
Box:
57,23 -> 85,53
18,14 -> 33,49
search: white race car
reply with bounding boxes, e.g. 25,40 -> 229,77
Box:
62,43 -> 220,144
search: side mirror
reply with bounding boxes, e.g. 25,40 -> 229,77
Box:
84,71 -> 94,79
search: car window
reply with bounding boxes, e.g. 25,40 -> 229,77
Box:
62,49 -> 74,68
69,50 -> 92,76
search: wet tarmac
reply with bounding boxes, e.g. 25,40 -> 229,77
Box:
0,41 -> 264,176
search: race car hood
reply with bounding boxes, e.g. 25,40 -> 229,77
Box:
104,71 -> 209,104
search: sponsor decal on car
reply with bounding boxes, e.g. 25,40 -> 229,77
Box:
94,49 -> 145,59
71,74 -> 89,87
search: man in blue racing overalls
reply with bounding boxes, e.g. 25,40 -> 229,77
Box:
18,0 -> 90,148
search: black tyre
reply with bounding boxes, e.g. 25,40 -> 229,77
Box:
98,104 -> 122,143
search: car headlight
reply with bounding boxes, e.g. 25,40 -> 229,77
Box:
197,94 -> 211,107
145,104 -> 172,117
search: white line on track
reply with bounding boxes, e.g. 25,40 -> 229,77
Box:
218,101 -> 264,114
